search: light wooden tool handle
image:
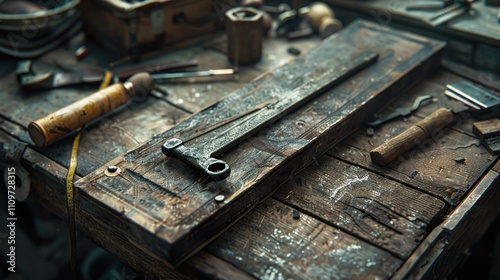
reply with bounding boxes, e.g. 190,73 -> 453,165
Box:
307,2 -> 342,38
370,108 -> 454,166
28,72 -> 153,147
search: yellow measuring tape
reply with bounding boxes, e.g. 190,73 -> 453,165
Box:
66,129 -> 81,279
66,70 -> 112,278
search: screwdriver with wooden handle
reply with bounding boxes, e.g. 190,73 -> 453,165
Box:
28,72 -> 154,147
370,108 -> 454,166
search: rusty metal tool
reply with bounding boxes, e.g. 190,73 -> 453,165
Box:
445,81 -> 500,119
162,51 -> 379,180
366,95 -> 433,127
370,108 -> 454,166
16,59 -> 197,91
28,72 -> 154,147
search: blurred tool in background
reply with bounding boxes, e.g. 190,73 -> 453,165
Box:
276,1 -> 343,39
0,0 -> 81,58
15,59 -> 198,91
80,0 -> 230,56
28,72 -> 154,147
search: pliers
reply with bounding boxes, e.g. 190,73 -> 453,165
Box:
366,95 -> 433,127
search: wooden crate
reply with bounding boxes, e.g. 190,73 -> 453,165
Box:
80,0 -> 221,54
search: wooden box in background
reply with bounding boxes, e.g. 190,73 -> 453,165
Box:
80,0 -> 223,55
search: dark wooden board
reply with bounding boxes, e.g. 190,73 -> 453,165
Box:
328,70 -> 498,206
392,165 -> 500,279
273,156 -> 447,259
75,20 -> 445,264
203,198 -> 403,279
19,147 -> 189,280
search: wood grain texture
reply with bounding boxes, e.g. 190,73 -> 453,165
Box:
160,38 -> 321,113
273,156 -> 447,259
75,20 -> 445,264
392,167 -> 500,279
326,0 -> 500,46
22,148 -> 189,280
205,199 -> 403,279
473,118 -> 500,140
331,124 -> 496,206
329,71 -> 499,205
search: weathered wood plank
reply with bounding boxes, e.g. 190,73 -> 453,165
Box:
22,148 -> 189,280
272,156 -> 447,259
328,74 -> 498,205
392,166 -> 500,279
75,20 -> 445,264
0,53 -> 192,177
0,116 -> 30,143
205,198 -> 403,279
331,127 -> 495,206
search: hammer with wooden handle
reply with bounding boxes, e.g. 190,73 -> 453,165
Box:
370,108 -> 454,166
28,72 -> 154,147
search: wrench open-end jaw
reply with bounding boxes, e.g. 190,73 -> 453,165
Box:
162,138 -> 231,181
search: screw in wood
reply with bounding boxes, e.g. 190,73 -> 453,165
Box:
108,166 -> 118,172
214,195 -> 225,203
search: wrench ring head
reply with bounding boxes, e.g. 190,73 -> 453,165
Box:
204,158 -> 231,181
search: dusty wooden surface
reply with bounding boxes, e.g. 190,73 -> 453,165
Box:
0,17 -> 498,280
392,162 -> 500,279
329,71 -> 499,206
74,20 -> 444,264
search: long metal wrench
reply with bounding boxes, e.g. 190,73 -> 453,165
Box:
162,51 -> 379,180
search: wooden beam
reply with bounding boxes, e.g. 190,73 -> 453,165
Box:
75,19 -> 445,264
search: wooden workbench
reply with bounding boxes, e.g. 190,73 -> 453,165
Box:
0,18 -> 499,280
